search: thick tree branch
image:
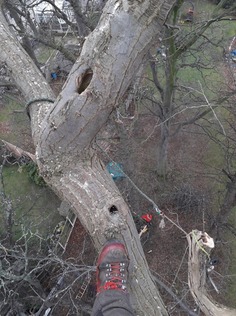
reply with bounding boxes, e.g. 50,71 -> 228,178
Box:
0,9 -> 55,144
0,1 -> 176,315
37,0 -> 176,164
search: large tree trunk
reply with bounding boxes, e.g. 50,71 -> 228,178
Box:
0,1 -> 176,314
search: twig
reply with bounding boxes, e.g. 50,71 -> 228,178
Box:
152,273 -> 198,316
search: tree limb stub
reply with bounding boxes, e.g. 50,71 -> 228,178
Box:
2,140 -> 36,162
187,230 -> 236,316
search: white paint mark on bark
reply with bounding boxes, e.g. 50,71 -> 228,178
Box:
81,181 -> 89,189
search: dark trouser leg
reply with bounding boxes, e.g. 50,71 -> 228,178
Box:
91,290 -> 135,316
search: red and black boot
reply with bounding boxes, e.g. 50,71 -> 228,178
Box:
96,240 -> 129,294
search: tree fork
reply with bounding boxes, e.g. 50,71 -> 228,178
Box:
0,1 -> 177,315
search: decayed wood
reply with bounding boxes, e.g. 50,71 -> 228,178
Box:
187,230 -> 236,316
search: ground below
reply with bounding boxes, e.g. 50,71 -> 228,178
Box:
0,60 -> 235,315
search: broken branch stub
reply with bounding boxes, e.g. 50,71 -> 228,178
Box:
187,230 -> 236,316
2,140 -> 36,162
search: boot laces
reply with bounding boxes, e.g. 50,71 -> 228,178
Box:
100,262 -> 127,291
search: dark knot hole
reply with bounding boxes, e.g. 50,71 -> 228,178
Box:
76,68 -> 93,94
109,205 -> 118,215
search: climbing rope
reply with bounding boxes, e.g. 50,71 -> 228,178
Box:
26,98 -> 55,119
96,142 -> 188,236
191,231 -> 211,259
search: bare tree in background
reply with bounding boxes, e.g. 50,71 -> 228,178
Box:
1,0 -> 104,76
135,0 -> 236,176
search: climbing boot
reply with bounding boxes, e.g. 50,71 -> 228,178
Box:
96,240 -> 129,294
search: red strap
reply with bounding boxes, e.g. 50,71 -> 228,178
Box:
141,214 -> 153,223
104,281 -> 119,290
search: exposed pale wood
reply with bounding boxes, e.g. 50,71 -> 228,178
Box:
187,230 -> 236,316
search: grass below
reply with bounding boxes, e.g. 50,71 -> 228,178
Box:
0,93 -> 63,243
0,165 -> 62,241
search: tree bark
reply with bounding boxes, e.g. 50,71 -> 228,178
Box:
152,25 -> 178,177
187,230 -> 236,316
0,1 -> 177,314
4,1 -> 40,68
157,122 -> 169,177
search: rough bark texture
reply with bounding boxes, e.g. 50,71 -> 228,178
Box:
187,230 -> 236,316
0,1 -> 177,315
0,8 -> 55,145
